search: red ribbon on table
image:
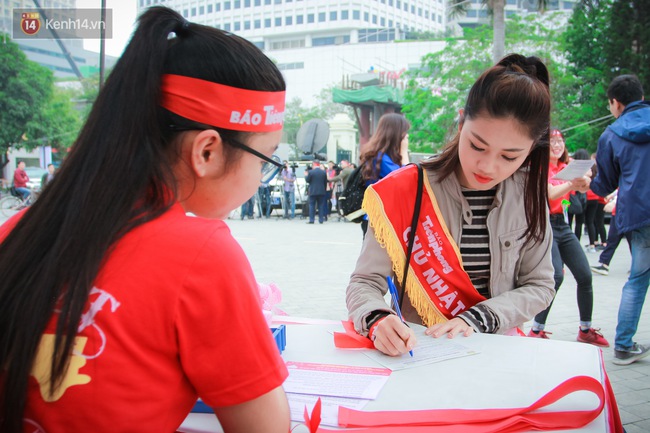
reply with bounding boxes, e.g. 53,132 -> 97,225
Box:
333,320 -> 374,349
304,375 -> 605,432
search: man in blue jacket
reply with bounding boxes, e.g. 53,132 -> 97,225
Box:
591,74 -> 650,366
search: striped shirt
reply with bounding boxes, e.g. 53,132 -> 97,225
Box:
456,187 -> 500,333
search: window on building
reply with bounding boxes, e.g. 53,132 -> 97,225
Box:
277,62 -> 305,70
418,7 -> 422,16
265,18 -> 271,27
341,10 -> 348,19
389,0 -> 393,5
396,0 -> 401,8
389,19 -> 393,27
234,22 -> 241,31
296,15 -> 303,24
478,9 -> 488,17
265,0 -> 271,4
403,2 -> 408,11
286,16 -> 292,25
216,3 -> 221,11
353,10 -> 360,19
364,12 -> 369,21
234,0 -> 241,8
254,19 -> 261,28
224,23 -> 231,31
411,5 -> 415,13
245,0 -> 251,6
208,4 -> 213,13
199,6 -> 204,14
224,1 -> 231,10
275,17 -> 282,26
244,21 -> 251,29
467,9 -> 477,17
190,7 -> 196,16
255,0 -> 261,5
318,12 -> 326,22
307,13 -> 315,23
372,14 -> 377,24
274,0 -> 281,4
380,17 -> 385,26
182,9 -> 188,17
330,11 -> 337,20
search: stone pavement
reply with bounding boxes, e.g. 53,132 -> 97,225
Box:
227,214 -> 650,432
1,208 -> 647,431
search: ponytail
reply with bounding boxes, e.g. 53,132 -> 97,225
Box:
0,7 -> 284,432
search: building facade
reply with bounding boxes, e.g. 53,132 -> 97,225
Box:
1,0 -> 116,78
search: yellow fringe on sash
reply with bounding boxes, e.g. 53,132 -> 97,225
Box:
363,185 -> 448,327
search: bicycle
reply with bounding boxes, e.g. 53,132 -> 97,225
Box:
0,189 -> 37,218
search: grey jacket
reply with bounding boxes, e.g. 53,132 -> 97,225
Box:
346,168 -> 555,335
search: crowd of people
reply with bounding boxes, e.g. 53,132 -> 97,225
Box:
0,5 -> 647,431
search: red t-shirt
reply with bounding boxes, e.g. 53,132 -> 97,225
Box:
548,162 -> 568,215
2,204 -> 287,432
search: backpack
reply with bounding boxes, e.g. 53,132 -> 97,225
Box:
338,166 -> 367,223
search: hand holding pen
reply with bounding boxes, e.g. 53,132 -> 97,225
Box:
369,277 -> 416,357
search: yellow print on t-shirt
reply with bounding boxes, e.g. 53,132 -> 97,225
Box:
29,287 -> 120,402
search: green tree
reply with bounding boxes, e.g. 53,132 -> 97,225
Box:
447,0 -> 549,63
25,86 -> 82,158
0,34 -> 54,156
402,13 -> 573,152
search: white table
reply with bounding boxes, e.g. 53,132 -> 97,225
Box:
180,322 -> 610,432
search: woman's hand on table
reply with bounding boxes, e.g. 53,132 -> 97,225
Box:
371,314 -> 417,357
425,317 -> 474,339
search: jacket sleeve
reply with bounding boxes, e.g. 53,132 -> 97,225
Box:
478,217 -> 555,333
590,131 -> 619,197
346,225 -> 396,335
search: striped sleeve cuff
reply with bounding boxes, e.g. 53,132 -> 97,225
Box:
457,304 -> 500,334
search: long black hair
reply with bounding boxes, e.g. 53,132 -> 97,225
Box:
0,7 -> 285,432
422,54 -> 551,245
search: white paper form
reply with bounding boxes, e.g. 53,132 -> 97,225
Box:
286,393 -> 370,427
283,362 -> 391,400
551,159 -> 595,181
363,328 -> 479,371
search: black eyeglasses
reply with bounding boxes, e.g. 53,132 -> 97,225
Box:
227,139 -> 283,175
168,124 -> 283,174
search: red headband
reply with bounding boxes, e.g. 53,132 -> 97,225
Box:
551,129 -> 563,137
160,74 -> 285,133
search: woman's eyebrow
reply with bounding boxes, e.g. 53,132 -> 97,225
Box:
471,131 -> 526,152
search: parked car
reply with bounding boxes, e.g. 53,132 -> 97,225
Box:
25,167 -> 48,191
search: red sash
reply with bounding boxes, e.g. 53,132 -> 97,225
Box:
363,165 -> 485,326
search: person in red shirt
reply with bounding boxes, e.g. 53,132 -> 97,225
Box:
12,160 -> 31,200
528,129 -> 610,347
0,7 -> 289,433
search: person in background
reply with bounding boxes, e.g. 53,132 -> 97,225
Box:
528,129 -> 610,348
329,159 -> 353,189
358,113 -> 410,237
591,74 -> 650,365
567,149 -> 589,240
305,160 -> 328,224
281,160 -> 296,219
584,154 -> 608,252
13,160 -> 30,200
591,191 -> 627,276
41,163 -> 55,189
0,7 -> 290,432
346,54 -> 555,356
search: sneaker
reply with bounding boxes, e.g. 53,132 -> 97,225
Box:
595,244 -> 606,251
585,246 -> 597,253
591,264 -> 609,276
527,329 -> 551,339
576,327 -> 610,348
613,343 -> 650,366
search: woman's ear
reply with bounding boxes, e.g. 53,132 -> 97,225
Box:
458,109 -> 465,132
189,130 -> 223,178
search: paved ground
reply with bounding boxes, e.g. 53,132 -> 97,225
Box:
3,208 -> 648,431
227,212 -> 650,432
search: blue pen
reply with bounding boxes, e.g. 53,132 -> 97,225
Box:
386,276 -> 414,357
